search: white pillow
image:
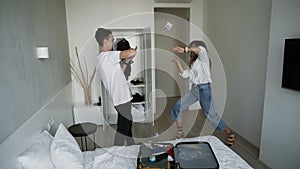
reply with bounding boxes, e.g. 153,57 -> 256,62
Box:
18,130 -> 55,169
51,123 -> 83,169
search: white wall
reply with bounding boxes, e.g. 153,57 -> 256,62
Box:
260,0 -> 300,168
202,0 -> 272,147
0,83 -> 74,169
0,0 -> 70,143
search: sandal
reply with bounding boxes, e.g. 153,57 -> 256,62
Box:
225,132 -> 236,146
175,127 -> 185,139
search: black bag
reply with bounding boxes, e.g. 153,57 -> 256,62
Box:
173,141 -> 219,169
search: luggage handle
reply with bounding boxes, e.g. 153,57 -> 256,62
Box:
175,141 -> 210,147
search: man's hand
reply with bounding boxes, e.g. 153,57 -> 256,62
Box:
172,46 -> 184,54
120,48 -> 137,59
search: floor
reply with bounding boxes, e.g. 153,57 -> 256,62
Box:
78,97 -> 270,169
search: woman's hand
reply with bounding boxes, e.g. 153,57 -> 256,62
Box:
172,59 -> 184,74
172,59 -> 180,64
172,46 -> 184,54
125,56 -> 134,64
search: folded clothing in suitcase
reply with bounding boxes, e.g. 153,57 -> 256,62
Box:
137,141 -> 219,169
174,141 -> 219,169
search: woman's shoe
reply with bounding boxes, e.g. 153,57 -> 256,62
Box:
171,127 -> 185,140
225,132 -> 236,146
175,127 -> 185,139
175,131 -> 185,139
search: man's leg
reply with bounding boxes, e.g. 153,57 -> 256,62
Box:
114,111 -> 126,146
114,101 -> 134,146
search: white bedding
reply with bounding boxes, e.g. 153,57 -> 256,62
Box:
83,146 -> 139,169
82,136 -> 252,169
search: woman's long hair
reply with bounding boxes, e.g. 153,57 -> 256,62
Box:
188,40 -> 210,69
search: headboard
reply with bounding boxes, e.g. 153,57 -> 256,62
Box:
0,82 -> 74,169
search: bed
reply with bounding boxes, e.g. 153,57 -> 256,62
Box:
82,136 -> 252,169
17,123 -> 252,169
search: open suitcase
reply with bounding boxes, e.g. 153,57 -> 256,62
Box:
174,141 -> 219,169
137,141 -> 219,169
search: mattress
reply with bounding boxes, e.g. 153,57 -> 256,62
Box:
82,136 -> 252,169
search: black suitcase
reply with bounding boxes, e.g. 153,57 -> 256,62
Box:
173,141 -> 219,169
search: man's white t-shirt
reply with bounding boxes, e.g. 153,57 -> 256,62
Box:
180,46 -> 212,85
96,51 -> 132,106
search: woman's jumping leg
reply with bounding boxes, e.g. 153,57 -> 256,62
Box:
171,85 -> 199,138
198,83 -> 236,146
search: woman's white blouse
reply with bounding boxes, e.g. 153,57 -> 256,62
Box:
180,46 -> 212,85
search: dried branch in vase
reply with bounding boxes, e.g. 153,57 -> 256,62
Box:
70,47 -> 96,105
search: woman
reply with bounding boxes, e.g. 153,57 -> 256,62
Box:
116,38 -> 134,80
171,40 -> 236,146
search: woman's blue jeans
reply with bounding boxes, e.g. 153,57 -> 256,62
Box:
171,83 -> 227,131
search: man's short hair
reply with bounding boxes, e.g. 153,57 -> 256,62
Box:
95,28 -> 112,46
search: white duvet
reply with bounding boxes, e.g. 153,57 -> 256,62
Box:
82,136 -> 252,169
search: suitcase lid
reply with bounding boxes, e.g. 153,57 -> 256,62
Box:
174,141 -> 219,169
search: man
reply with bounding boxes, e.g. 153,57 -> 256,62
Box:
95,28 -> 136,146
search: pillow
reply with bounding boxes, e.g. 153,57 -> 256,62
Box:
51,123 -> 83,169
18,130 -> 55,169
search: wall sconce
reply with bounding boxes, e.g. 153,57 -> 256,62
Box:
36,47 -> 49,59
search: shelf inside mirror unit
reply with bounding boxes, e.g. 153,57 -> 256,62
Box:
132,101 -> 146,105
130,84 -> 145,88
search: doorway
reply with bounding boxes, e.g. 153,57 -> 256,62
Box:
154,8 -> 190,98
